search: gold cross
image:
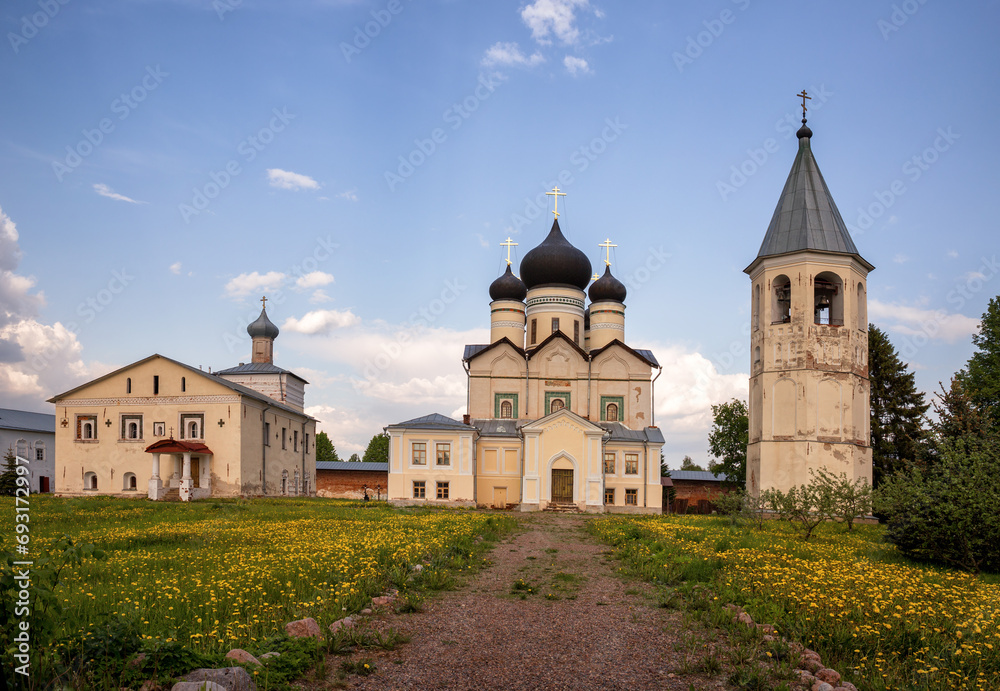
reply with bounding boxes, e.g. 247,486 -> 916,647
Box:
500,237 -> 518,266
797,89 -> 811,117
599,238 -> 617,267
546,186 -> 566,219
261,295 -> 268,309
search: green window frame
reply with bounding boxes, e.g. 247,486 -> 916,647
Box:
600,396 -> 625,422
545,391 -> 571,415
494,393 -> 519,419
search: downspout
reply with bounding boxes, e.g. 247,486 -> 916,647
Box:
587,356 -> 593,420
524,352 -> 530,418
262,406 -> 271,496
301,419 -> 307,496
642,438 -> 649,509
463,360 -> 471,417
651,365 -> 663,427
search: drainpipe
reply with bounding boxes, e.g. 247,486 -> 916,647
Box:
651,365 -> 663,427
301,419 -> 307,496
586,356 -> 593,420
463,360 -> 471,417
524,352 -> 530,418
642,438 -> 649,509
262,406 -> 271,496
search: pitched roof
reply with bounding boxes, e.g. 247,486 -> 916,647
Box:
589,339 -> 660,368
472,419 -> 523,437
0,408 -> 55,434
668,470 -> 729,482
526,329 -> 589,361
47,354 -> 315,421
214,362 -> 308,383
386,413 -> 475,431
316,461 -> 388,472
748,126 -> 873,273
598,422 -> 665,444
463,337 -> 525,363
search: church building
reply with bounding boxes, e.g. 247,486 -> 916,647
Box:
745,101 -> 874,495
387,195 -> 665,513
49,303 -> 317,501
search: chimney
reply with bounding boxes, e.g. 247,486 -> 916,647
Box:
462,414 -> 471,425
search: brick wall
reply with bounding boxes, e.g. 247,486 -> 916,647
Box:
315,470 -> 388,499
667,480 -> 734,514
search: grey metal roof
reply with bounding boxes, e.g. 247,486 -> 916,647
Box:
668,470 -> 729,482
598,422 -> 665,444
0,408 -> 55,434
753,131 -> 871,269
316,461 -> 388,472
215,362 -> 308,382
472,419 -> 523,436
386,413 -> 475,431
634,349 -> 659,368
464,344 -> 490,360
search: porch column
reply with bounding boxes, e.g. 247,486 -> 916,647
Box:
148,452 -> 164,500
179,451 -> 193,502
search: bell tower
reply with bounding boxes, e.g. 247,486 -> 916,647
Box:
745,97 -> 874,495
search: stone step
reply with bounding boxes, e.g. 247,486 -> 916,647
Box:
160,488 -> 181,502
544,502 -> 579,513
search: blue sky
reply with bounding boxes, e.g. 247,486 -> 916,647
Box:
1,0 -> 997,462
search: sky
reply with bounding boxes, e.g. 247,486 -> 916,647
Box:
1,0 -> 998,464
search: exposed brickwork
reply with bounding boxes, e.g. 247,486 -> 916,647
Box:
316,469 -> 388,499
666,479 -> 734,514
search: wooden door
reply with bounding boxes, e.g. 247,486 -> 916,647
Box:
40,476 -> 50,493
551,469 -> 573,502
493,486 -> 507,509
191,457 -> 201,488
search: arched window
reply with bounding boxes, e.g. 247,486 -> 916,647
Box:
606,403 -> 619,422
128,422 -> 139,439
15,439 -> 27,459
500,400 -> 513,419
772,275 -> 791,324
34,442 -> 44,462
857,283 -> 867,330
123,472 -> 137,490
550,398 -> 565,413
82,422 -> 94,439
753,284 -> 761,330
814,272 -> 844,326
126,377 -> 131,394
188,420 -> 200,439
754,345 -> 761,367
84,472 -> 98,490
293,470 -> 300,496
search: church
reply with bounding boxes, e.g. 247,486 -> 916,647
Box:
387,191 -> 666,513
49,304 -> 317,500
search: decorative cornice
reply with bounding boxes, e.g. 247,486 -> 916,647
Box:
526,295 -> 585,309
58,395 -> 243,407
492,321 -> 525,329
590,323 -> 625,331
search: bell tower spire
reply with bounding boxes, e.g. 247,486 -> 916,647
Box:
247,296 -> 280,365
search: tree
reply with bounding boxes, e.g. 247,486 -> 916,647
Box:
0,448 -> 17,496
362,432 -> 390,464
960,295 -> 1000,426
315,431 -> 340,464
660,451 -> 668,477
348,453 -> 360,463
679,455 -> 704,471
811,467 -> 873,532
707,398 -> 748,486
932,376 -> 992,444
868,325 -> 930,486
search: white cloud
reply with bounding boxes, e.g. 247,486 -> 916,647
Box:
223,271 -> 286,299
354,374 -> 466,405
947,250 -> 959,259
563,55 -> 590,75
521,0 -> 590,45
336,189 -> 358,202
481,41 -> 545,67
476,233 -> 489,249
892,254 -> 910,264
309,289 -> 333,304
266,168 -> 320,191
169,262 -> 182,275
294,271 -> 335,290
651,344 -> 747,434
282,309 -> 361,335
93,183 -> 144,204
304,403 -> 375,457
869,299 -> 980,343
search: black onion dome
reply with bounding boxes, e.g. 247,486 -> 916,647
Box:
247,307 -> 280,339
489,264 -> 527,301
519,219 -> 592,290
588,265 -> 627,303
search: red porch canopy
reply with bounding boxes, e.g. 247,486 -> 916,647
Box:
144,439 -> 214,455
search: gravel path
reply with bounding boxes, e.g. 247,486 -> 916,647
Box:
337,512 -> 731,690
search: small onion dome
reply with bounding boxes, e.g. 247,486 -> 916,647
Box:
797,119 -> 813,139
519,218 -> 592,290
247,307 -> 279,339
489,264 -> 527,301
588,265 -> 627,304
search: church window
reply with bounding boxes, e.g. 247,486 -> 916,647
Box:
551,317 -> 559,334
604,488 -> 615,504
35,443 -> 44,461
304,433 -> 309,453
600,396 -> 624,422
550,398 -> 565,412
625,488 -> 638,505
180,414 -> 204,440
436,443 -> 450,466
857,283 -> 867,330
281,427 -> 287,449
412,442 -> 427,465
500,400 -> 513,419
494,393 -> 518,418
123,472 -> 137,491
293,430 -> 299,452
753,284 -> 761,330
754,346 -> 761,367
121,415 -> 143,440
16,439 -> 27,458
530,319 -> 537,345
126,377 -> 131,394
293,470 -> 299,496
606,403 -> 619,422
153,375 -> 159,395
625,454 -> 639,475
545,392 -> 571,415
436,481 -> 449,500
181,377 -> 186,392
574,320 -> 580,344
772,275 -> 791,324
264,422 -> 270,446
76,415 -> 97,441
281,470 -> 288,495
603,453 -> 615,474
84,471 -> 98,490
814,272 -> 844,326
413,481 -> 426,499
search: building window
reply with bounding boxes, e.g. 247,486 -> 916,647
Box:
574,320 -> 580,344
84,471 -> 98,490
603,452 -> 615,474
604,488 -> 615,505
293,430 -> 299,452
412,442 -> 426,465
76,415 -> 97,441
494,393 -> 518,419
153,375 -> 159,395
545,391 -> 571,415
121,414 -> 143,440
35,445 -> 44,461
436,443 -> 450,466
264,422 -> 270,446
153,422 -> 165,437
281,470 -> 288,495
606,403 -> 619,422
281,427 -> 287,449
413,481 -> 426,499
304,433 -> 309,454
772,275 -> 791,324
550,398 -> 565,412
123,472 -> 137,491
181,376 -> 186,392
814,272 -> 844,326
180,414 -> 204,440
551,317 -> 559,334
126,377 -> 131,394
625,453 -> 639,475
625,488 -> 638,505
500,400 -> 513,419
754,346 -> 761,367
16,439 -> 27,458
600,396 -> 624,422
530,319 -> 537,345
856,282 -> 867,330
436,481 -> 449,500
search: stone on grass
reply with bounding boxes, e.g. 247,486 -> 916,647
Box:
225,649 -> 261,667
736,612 -> 754,626
179,666 -> 256,691
801,658 -> 824,673
329,616 -> 356,634
260,652 -> 280,660
372,595 -> 396,607
815,668 -> 842,685
128,652 -> 147,669
285,617 -> 322,639
810,682 -> 834,691
755,623 -> 776,634
138,681 -> 161,691
171,683 -> 228,691
360,608 -> 373,615
837,683 -> 859,691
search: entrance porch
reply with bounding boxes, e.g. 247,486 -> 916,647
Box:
144,439 -> 215,501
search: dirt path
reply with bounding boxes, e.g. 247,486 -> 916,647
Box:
335,513 -> 731,690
